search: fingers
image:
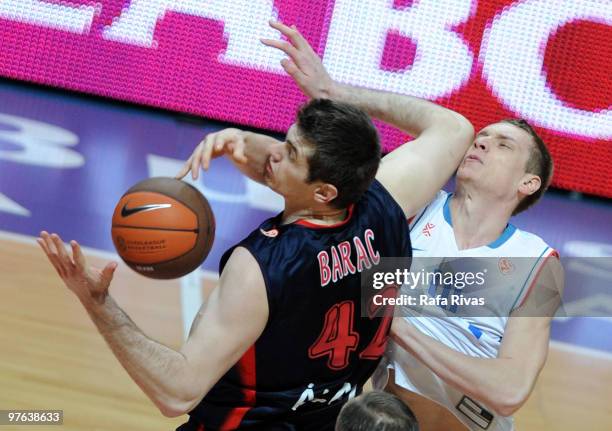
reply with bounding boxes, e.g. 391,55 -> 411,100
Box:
175,156 -> 192,180
280,58 -> 300,78
37,232 -> 62,275
268,20 -> 312,52
260,36 -> 312,78
190,140 -> 205,180
261,38 -> 309,82
202,135 -> 215,171
37,231 -> 63,277
212,132 -> 227,158
38,231 -> 74,278
260,38 -> 300,63
263,20 -> 327,94
188,134 -> 218,179
72,240 -> 117,286
51,233 -> 77,277
288,24 -> 317,56
213,133 -> 222,151
232,135 -> 248,164
71,240 -> 87,271
101,261 -> 118,283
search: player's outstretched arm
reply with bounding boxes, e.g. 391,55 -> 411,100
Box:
37,232 -> 268,417
176,128 -> 281,184
391,258 -> 564,416
262,20 -> 474,217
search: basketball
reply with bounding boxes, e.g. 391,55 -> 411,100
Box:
111,177 -> 215,279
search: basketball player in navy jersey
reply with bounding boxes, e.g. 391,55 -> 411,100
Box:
260,21 -> 565,431
36,22 -> 473,431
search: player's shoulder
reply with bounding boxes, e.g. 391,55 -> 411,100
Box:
363,179 -> 405,209
428,190 -> 450,211
506,225 -> 557,257
219,218 -> 283,272
408,190 -> 448,229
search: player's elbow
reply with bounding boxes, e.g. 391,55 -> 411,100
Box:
157,397 -> 195,418
155,389 -> 203,418
158,403 -> 186,418
450,113 -> 475,145
489,385 -> 531,417
438,112 -> 474,157
492,397 -> 525,417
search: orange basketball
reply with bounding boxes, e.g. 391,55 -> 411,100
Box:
111,177 -> 215,279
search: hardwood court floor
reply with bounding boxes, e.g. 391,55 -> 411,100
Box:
1,234 -> 611,430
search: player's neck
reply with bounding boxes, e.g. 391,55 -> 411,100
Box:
281,203 -> 348,226
451,186 -> 514,250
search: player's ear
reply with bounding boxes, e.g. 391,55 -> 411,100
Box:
518,173 -> 541,197
313,183 -> 338,204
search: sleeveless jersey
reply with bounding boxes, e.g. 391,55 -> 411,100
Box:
375,190 -> 557,431
180,179 -> 411,431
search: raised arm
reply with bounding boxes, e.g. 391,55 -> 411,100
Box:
332,85 -> 474,216
262,21 -> 474,216
37,232 -> 268,417
390,257 -> 564,416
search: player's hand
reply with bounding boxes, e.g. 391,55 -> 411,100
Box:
261,20 -> 336,99
175,128 -> 248,180
37,231 -> 117,304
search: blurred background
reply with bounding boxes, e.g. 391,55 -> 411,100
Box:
0,0 -> 610,430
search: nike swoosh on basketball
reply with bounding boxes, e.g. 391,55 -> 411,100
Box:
121,203 -> 172,217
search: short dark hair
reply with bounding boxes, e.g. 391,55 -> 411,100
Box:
297,99 -> 381,209
335,391 -> 419,431
501,119 -> 554,215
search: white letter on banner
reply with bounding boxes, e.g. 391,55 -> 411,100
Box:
103,0 -> 285,71
481,0 -> 611,139
0,114 -> 84,168
0,0 -> 98,34
0,193 -> 30,217
323,0 -> 473,99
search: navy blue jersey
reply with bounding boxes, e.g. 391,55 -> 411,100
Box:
178,180 -> 411,431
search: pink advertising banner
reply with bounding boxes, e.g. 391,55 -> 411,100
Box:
0,0 -> 610,196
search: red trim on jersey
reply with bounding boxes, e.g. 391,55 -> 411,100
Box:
407,215 -> 415,225
294,204 -> 355,229
518,249 -> 560,308
219,345 -> 257,430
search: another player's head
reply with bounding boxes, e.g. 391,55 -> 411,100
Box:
263,98 -> 381,210
335,391 -> 419,431
456,118 -> 553,214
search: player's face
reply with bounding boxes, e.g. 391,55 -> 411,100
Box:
263,124 -> 319,206
457,122 -> 538,197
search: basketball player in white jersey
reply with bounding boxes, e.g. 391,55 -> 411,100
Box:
383,134 -> 563,430
264,21 -> 564,431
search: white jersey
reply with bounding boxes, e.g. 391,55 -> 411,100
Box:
376,191 -> 557,431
